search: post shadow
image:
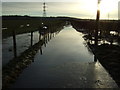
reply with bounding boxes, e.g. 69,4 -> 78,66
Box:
47,33 -> 49,42
48,32 -> 50,41
45,34 -> 48,44
39,33 -> 42,41
43,34 -> 46,47
45,34 -> 47,43
50,33 -> 52,39
13,30 -> 17,58
40,46 -> 43,55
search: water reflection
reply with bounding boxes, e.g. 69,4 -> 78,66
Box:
31,31 -> 33,46
2,18 -> 67,88
9,26 -> 118,88
2,17 -> 66,66
39,46 -> 43,55
71,20 -> 120,46
12,30 -> 17,58
2,17 -> 119,88
71,20 -> 120,87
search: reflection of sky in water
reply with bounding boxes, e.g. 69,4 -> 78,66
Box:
2,26 -> 94,66
2,31 -> 40,66
36,26 -> 94,64
11,26 -> 118,88
2,36 -> 14,66
12,26 -> 94,88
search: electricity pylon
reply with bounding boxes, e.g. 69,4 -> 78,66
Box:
43,2 -> 47,17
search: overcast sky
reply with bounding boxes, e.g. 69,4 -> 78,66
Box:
2,0 -> 120,19
2,0 -> 80,2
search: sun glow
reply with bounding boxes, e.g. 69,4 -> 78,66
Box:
77,0 -> 118,19
100,0 -> 116,14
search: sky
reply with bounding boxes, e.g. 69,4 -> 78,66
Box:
2,0 -> 120,19
118,2 -> 120,20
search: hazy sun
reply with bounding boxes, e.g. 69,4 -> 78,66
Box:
77,0 -> 115,15
100,0 -> 115,14
70,0 -> 117,19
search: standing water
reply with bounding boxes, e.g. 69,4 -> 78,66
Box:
2,31 -> 39,66
11,26 -> 118,88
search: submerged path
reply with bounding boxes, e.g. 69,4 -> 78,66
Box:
12,26 -> 118,88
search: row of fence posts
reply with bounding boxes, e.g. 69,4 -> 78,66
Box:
11,25 -> 60,59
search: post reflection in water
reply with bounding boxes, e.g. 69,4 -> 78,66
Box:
7,26 -> 118,88
31,31 -> 33,46
94,55 -> 97,62
13,30 -> 17,58
2,19 -> 72,88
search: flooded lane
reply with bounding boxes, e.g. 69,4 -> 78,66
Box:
11,26 -> 118,88
2,31 -> 40,66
